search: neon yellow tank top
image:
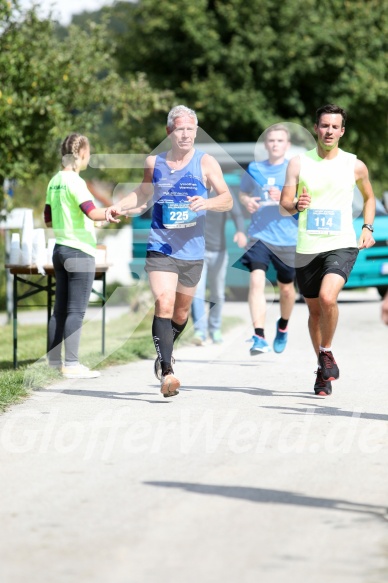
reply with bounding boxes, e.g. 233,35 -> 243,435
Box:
45,171 -> 97,257
296,148 -> 357,254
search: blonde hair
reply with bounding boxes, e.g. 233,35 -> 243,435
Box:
61,133 -> 89,170
263,123 -> 291,142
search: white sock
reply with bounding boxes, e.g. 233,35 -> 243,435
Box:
319,346 -> 331,352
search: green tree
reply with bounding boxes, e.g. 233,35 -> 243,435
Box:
0,2 -> 173,195
115,0 -> 388,191
70,1 -> 174,151
0,10 -> 110,183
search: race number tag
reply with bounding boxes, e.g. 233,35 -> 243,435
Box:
162,200 -> 197,229
307,209 -> 341,235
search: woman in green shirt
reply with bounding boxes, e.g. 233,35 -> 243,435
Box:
44,134 -> 109,379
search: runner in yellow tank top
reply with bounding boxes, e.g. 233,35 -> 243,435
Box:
280,104 -> 376,396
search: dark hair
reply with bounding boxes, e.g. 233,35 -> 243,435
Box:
61,133 -> 89,170
315,104 -> 347,127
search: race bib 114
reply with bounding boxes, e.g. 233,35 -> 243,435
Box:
306,209 -> 341,235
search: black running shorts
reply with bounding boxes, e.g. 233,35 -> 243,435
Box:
239,239 -> 296,284
145,251 -> 204,288
295,247 -> 359,298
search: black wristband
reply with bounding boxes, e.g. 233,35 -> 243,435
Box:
294,200 -> 299,212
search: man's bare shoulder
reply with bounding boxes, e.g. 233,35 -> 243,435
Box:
286,154 -> 301,173
200,152 -> 221,171
145,154 -> 157,169
200,152 -> 214,163
355,158 -> 368,174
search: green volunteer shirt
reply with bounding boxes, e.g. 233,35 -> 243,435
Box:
46,171 -> 97,257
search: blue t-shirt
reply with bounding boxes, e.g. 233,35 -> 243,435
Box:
240,159 -> 297,247
147,150 -> 208,260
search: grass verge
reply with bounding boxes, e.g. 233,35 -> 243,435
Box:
0,308 -> 242,412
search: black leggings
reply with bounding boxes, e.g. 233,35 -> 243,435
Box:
48,244 -> 95,365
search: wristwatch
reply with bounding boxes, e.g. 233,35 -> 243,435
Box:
362,223 -> 374,232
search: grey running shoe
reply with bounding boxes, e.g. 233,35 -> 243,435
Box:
154,354 -> 175,381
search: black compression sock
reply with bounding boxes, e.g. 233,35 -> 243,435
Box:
152,316 -> 174,373
171,319 -> 188,344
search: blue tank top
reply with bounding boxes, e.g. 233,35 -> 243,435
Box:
147,150 -> 208,260
240,159 -> 298,246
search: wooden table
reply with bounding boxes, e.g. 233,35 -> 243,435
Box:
5,264 -> 109,368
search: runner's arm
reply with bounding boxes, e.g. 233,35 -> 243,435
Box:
355,159 -> 376,249
238,168 -> 261,213
355,159 -> 376,225
239,190 -> 261,214
230,192 -> 245,232
279,156 -> 303,216
230,193 -> 247,247
104,156 -> 155,222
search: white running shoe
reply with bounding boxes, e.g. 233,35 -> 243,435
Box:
160,372 -> 180,398
62,364 -> 100,379
48,361 -> 63,371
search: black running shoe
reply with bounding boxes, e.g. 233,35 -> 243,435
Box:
318,350 -> 339,381
154,355 -> 175,381
314,369 -> 332,396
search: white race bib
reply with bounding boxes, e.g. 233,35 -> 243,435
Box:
306,209 -> 341,235
162,200 -> 197,229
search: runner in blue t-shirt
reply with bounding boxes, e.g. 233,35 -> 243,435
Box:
239,124 -> 297,355
105,105 -> 233,397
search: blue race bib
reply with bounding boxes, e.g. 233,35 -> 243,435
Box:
306,209 -> 341,235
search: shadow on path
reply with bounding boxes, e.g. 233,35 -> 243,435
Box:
261,404 -> 388,422
34,388 -> 169,404
144,481 -> 388,521
182,384 -> 319,399
35,384 -> 328,403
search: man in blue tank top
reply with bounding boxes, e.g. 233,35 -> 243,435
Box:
239,124 -> 298,357
105,105 -> 233,397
